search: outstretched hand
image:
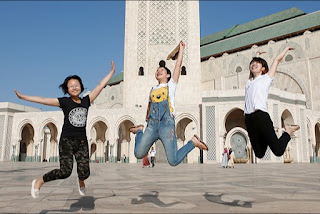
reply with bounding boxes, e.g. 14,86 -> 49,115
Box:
14,89 -> 23,99
255,51 -> 266,57
179,41 -> 185,50
110,60 -> 115,73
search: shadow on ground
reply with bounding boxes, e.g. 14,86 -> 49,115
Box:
131,191 -> 183,207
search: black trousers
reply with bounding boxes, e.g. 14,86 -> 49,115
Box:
151,157 -> 155,167
245,110 -> 291,159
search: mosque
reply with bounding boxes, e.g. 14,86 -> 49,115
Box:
1,1 -> 319,164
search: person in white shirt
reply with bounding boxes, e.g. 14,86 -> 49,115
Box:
244,47 -> 300,158
150,147 -> 156,167
129,41 -> 208,167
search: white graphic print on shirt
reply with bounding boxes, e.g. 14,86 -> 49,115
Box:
68,107 -> 87,127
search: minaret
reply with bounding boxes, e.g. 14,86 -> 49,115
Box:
123,0 -> 201,111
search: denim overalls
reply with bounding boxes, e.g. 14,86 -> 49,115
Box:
134,86 -> 195,166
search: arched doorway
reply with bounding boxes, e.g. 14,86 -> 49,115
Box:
225,109 -> 246,132
19,124 -> 34,162
117,120 -> 134,163
90,120 -> 108,163
224,109 -> 250,163
226,128 -> 251,164
42,123 -> 58,162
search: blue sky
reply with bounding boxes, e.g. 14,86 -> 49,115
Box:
1,1 -> 319,111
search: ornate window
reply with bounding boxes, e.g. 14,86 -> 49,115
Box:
181,66 -> 186,75
138,67 -> 144,76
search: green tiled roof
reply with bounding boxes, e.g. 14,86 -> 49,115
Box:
200,8 -> 320,60
201,8 -> 305,46
108,72 -> 123,85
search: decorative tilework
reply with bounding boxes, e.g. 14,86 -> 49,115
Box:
149,1 -> 176,45
178,1 -> 188,63
230,132 -> 247,159
4,116 -> 13,160
137,1 -> 147,69
300,109 -> 308,161
206,106 -> 216,160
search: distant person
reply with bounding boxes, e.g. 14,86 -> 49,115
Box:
228,148 -> 235,168
150,147 -> 156,168
221,147 -> 228,168
142,154 -> 150,168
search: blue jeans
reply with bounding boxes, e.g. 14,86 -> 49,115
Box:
134,110 -> 195,166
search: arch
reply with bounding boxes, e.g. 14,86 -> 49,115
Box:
227,54 -> 250,75
276,69 -> 310,109
88,116 -> 110,136
110,103 -> 123,109
40,121 -> 59,162
114,115 -> 136,135
281,109 -> 295,127
175,113 -> 198,128
116,118 -> 135,163
277,42 -> 305,60
176,118 -> 193,142
19,123 -> 35,162
224,108 -> 246,133
17,119 -> 34,138
225,127 -> 251,163
91,121 -> 108,143
88,117 -> 109,163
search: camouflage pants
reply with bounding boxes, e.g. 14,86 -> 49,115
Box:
43,138 -> 90,182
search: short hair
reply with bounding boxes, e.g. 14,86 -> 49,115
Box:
159,60 -> 171,82
59,75 -> 84,95
250,57 -> 269,74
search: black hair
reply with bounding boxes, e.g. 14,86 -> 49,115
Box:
159,60 -> 171,82
59,75 -> 84,95
250,57 -> 269,74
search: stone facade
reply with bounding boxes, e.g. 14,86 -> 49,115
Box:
2,1 -> 320,164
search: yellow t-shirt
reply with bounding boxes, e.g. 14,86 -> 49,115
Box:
149,79 -> 177,115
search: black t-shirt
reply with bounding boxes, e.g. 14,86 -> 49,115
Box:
58,95 -> 90,139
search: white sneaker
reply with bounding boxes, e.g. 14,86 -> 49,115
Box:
77,178 -> 86,196
31,179 -> 40,199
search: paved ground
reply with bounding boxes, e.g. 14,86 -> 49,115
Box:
0,162 -> 320,213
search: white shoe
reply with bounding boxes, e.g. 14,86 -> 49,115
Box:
77,178 -> 86,196
31,179 -> 40,199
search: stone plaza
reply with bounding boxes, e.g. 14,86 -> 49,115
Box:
0,162 -> 320,213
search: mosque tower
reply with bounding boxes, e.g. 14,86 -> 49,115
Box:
123,1 -> 201,111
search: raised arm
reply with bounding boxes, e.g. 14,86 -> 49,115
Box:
172,41 -> 185,83
14,89 -> 60,107
89,60 -> 115,103
268,47 -> 294,78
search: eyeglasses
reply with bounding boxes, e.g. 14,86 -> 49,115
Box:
68,85 -> 81,89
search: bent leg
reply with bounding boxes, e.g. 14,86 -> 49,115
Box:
75,139 -> 90,181
159,119 -> 195,166
260,113 -> 291,157
245,113 -> 267,159
134,123 -> 159,159
43,138 -> 74,182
